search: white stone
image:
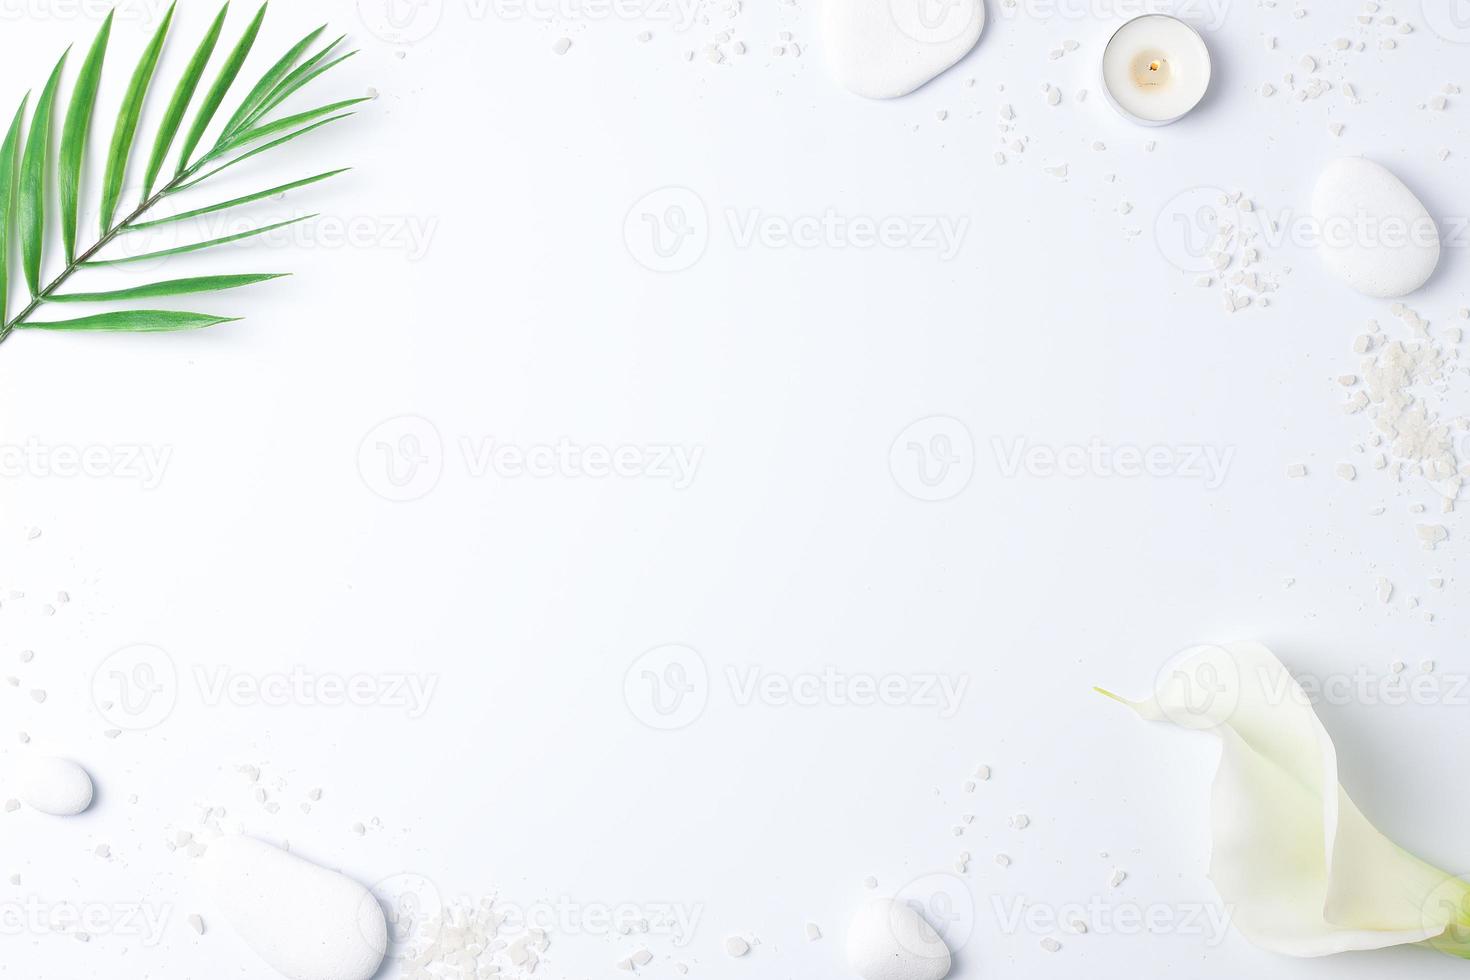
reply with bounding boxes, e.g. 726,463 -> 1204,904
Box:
19,757 -> 93,816
198,836 -> 386,980
846,898 -> 952,980
1311,158 -> 1440,297
819,0 -> 985,99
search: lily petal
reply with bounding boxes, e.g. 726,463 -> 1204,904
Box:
1106,640 -> 1468,957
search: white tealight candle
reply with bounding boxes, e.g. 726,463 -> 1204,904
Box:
1101,14 -> 1212,125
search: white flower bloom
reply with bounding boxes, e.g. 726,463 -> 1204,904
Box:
1101,640 -> 1470,958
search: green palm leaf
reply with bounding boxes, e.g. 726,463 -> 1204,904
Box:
131,169 -> 346,230
176,2 -> 267,175
59,11 -> 113,263
233,38 -> 352,134
219,23 -> 326,140
0,96 -> 27,324
87,213 -> 316,265
173,111 -> 354,192
100,3 -> 175,233
49,274 -> 286,302
211,97 -> 369,160
141,4 -> 228,198
17,309 -> 238,331
0,3 -> 362,346
18,51 -> 67,297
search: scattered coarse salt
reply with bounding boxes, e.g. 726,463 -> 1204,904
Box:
188,914 -> 206,935
551,37 -> 572,56
1109,869 -> 1128,888
1041,937 -> 1062,952
725,936 -> 751,957
806,922 -> 822,941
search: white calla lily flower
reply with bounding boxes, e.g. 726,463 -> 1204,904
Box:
1100,640 -> 1470,959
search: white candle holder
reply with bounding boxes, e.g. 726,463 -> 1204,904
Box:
1100,14 -> 1212,126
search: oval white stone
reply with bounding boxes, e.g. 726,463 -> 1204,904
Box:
19,756 -> 94,816
820,0 -> 985,99
199,835 -> 387,980
1311,157 -> 1440,297
846,898 -> 952,980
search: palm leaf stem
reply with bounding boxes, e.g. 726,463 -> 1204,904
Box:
0,158 -> 205,344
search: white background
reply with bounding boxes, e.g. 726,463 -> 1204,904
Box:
2,0 -> 1469,977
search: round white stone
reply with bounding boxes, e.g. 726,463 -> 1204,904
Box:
820,0 -> 985,99
1311,157 -> 1440,297
198,835 -> 387,980
846,898 -> 952,980
19,756 -> 94,816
